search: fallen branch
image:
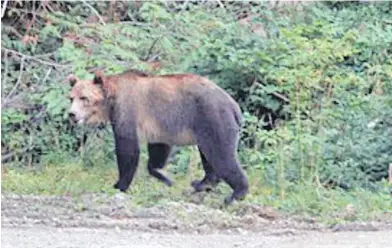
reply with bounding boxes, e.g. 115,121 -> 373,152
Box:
42,68 -> 52,83
252,81 -> 290,103
1,147 -> 31,163
3,49 -> 9,91
1,0 -> 8,18
2,48 -> 70,68
144,35 -> 163,61
82,0 -> 106,26
5,56 -> 25,101
1,25 -> 24,39
1,94 -> 32,110
216,0 -> 225,8
118,21 -> 152,27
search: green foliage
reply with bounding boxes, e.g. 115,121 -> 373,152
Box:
320,95 -> 392,188
1,1 -> 391,200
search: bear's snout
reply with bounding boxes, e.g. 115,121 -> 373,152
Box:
68,112 -> 77,123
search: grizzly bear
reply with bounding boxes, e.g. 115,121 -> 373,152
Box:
67,69 -> 249,205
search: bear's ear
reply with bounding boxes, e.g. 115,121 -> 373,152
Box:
67,74 -> 78,87
93,70 -> 104,86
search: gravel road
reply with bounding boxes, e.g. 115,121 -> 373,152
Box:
2,227 -> 392,248
2,193 -> 391,248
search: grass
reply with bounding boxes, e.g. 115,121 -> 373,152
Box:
2,156 -> 391,224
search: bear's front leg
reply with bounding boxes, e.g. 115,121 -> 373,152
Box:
113,128 -> 140,192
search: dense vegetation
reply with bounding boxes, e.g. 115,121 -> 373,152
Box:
1,1 -> 391,217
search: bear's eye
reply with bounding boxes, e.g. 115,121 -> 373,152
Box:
80,96 -> 89,103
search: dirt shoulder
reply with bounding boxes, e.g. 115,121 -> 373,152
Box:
2,193 -> 391,234
2,192 -> 392,248
2,193 -> 392,248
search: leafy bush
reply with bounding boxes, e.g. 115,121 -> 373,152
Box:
1,1 -> 391,191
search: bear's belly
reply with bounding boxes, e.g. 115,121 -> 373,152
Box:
136,120 -> 196,146
148,129 -> 196,146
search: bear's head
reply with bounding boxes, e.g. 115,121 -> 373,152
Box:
67,71 -> 109,125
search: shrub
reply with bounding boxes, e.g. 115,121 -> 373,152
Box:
1,1 -> 391,190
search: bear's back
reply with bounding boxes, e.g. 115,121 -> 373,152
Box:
113,73 -> 240,145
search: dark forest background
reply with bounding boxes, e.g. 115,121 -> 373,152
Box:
1,1 -> 391,203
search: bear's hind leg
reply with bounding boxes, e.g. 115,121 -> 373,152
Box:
221,160 -> 249,205
147,143 -> 173,186
216,156 -> 248,205
191,149 -> 221,192
197,136 -> 249,205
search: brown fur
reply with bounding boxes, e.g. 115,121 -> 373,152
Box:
68,77 -> 109,124
89,71 -> 240,146
66,69 -> 248,205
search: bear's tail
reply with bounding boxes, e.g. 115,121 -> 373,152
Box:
232,104 -> 243,128
224,90 -> 243,128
